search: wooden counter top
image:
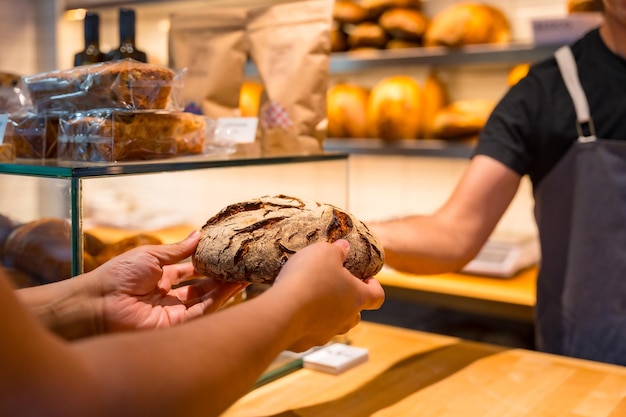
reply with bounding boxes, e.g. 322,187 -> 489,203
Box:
375,266 -> 537,321
222,321 -> 626,417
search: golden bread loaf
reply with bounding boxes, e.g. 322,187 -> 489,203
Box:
424,3 -> 511,47
327,83 -> 370,138
366,75 -> 422,140
379,7 -> 429,42
431,98 -> 495,139
348,22 -> 389,49
333,0 -> 369,24
420,71 -> 449,138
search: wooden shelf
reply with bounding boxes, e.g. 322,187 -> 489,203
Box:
375,266 -> 537,322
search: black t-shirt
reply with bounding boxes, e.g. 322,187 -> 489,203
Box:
474,29 -> 626,187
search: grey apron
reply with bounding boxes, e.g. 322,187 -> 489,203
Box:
533,46 -> 626,365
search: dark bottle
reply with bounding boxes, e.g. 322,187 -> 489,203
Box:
105,8 -> 147,63
73,12 -> 106,66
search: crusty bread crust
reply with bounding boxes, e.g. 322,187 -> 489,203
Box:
192,195 -> 385,283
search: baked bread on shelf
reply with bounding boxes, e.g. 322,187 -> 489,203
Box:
431,98 -> 496,140
3,113 -> 59,159
0,71 -> 21,88
22,59 -> 178,113
58,110 -> 209,162
378,7 -> 429,43
424,3 -> 511,47
2,217 -> 165,285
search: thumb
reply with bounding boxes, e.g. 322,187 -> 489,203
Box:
150,230 -> 201,266
332,239 -> 350,262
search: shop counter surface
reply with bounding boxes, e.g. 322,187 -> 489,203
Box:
222,321 -> 626,417
374,266 -> 537,322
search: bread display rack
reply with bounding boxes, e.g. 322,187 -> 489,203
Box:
317,42 -> 561,158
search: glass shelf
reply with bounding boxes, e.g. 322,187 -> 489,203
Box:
324,138 -> 475,159
0,153 -> 348,178
246,43 -> 559,76
326,43 -> 559,73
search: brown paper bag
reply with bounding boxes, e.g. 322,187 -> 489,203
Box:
247,0 -> 333,155
169,0 -> 333,156
169,7 -> 248,118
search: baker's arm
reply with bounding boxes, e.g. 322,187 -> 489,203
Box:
369,155 -> 522,275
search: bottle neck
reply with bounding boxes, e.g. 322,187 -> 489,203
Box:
84,12 -> 100,48
119,9 -> 137,46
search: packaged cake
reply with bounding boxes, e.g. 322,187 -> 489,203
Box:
57,109 -> 218,162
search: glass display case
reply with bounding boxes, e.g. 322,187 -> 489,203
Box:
0,153 -> 348,286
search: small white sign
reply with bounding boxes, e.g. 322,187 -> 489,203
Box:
0,114 -> 8,144
303,343 -> 369,375
216,117 -> 258,144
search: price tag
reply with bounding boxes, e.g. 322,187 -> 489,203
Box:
0,114 -> 8,144
216,117 -> 258,144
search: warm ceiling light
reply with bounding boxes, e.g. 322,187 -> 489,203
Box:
64,8 -> 88,22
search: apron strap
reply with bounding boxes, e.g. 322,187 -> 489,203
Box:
554,46 -> 596,142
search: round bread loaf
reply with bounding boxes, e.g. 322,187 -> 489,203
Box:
192,195 -> 385,284
4,218 -> 76,283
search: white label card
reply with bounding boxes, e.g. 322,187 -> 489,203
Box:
216,117 -> 258,144
0,114 -> 8,144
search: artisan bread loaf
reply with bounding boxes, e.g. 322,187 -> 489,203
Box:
192,195 -> 385,284
3,217 -> 163,283
3,218 -> 79,283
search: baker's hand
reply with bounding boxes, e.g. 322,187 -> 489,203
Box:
91,231 -> 247,333
271,239 -> 385,352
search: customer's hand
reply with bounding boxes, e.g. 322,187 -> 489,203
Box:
271,239 -> 385,352
91,231 -> 246,333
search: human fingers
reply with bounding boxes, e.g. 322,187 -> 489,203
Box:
182,281 -> 248,319
332,239 -> 350,258
162,261 -> 204,287
273,240 -> 348,289
146,230 -> 201,268
358,277 -> 385,310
